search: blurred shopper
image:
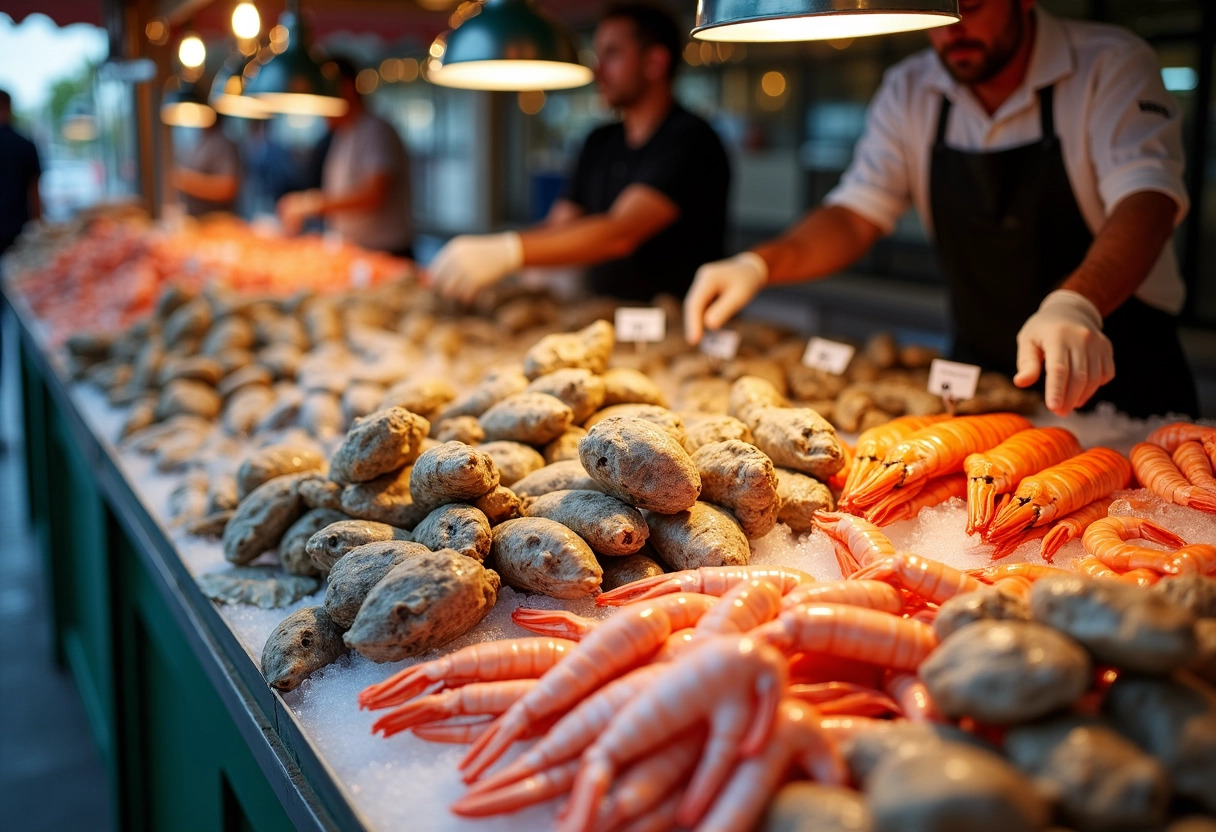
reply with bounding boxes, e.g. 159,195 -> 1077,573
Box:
277,57 -> 413,256
172,115 -> 241,217
429,2 -> 730,304
242,118 -> 297,217
0,89 -> 42,255
684,0 -> 1194,419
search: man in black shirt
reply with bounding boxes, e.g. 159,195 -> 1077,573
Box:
0,89 -> 42,255
430,3 -> 730,304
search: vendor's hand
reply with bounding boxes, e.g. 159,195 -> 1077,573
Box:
427,232 -> 523,304
1013,289 -> 1115,416
683,252 -> 769,344
277,190 -> 325,235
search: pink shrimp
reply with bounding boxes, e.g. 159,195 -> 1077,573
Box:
1040,496 -> 1115,563
812,510 -> 895,576
1131,442 -> 1216,512
867,474 -> 968,527
459,593 -> 718,782
964,427 -> 1081,534
450,759 -> 580,817
969,562 -> 1075,584
596,565 -> 813,606
372,679 -> 537,738
1145,421 -> 1216,453
787,682 -> 902,718
510,608 -> 600,640
991,574 -> 1035,602
752,603 -> 938,671
694,699 -> 848,832
1083,515 -> 1187,573
1173,440 -> 1216,490
559,634 -> 789,832
849,551 -> 983,605
694,579 -> 784,636
884,671 -> 941,723
781,579 -> 904,614
358,637 -> 576,710
593,728 -> 706,831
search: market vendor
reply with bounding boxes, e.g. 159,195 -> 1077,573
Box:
277,57 -> 414,257
172,115 -> 241,217
428,2 -> 731,304
684,0 -> 1196,420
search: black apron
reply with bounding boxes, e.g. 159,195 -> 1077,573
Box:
929,85 -> 1197,419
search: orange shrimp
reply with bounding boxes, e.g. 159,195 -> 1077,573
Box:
752,602 -> 939,671
1173,440 -> 1216,490
840,414 -> 951,508
787,682 -> 902,717
1118,568 -> 1162,587
596,565 -> 813,606
559,635 -> 789,832
358,637 -> 576,710
1166,544 -> 1216,575
812,510 -> 895,575
849,551 -> 984,605
459,593 -> 719,782
1082,516 -> 1187,573
849,413 -> 1033,510
828,440 -> 854,493
781,579 -> 904,613
1130,442 -> 1216,512
867,474 -> 968,527
991,574 -> 1035,602
1040,496 -> 1115,562
693,580 -> 784,636
964,427 -> 1081,534
988,523 -> 1050,561
1075,554 -> 1121,581
1145,421 -> 1216,453
969,562 -> 1074,584
1204,437 -> 1216,470
884,671 -> 942,723
372,679 -> 537,738
985,447 -> 1132,545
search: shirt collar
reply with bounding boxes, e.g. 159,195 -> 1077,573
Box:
922,5 -> 1075,117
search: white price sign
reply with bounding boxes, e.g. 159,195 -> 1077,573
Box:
928,358 -> 982,401
802,337 -> 856,375
699,329 -> 741,361
614,308 -> 666,343
349,259 -> 373,289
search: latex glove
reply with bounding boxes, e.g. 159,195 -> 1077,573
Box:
683,252 -> 769,344
427,232 -> 524,304
277,189 -> 325,235
1013,289 -> 1115,416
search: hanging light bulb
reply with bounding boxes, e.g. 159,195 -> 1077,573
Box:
232,2 -> 261,40
244,7 -> 348,117
692,0 -> 959,42
161,77 -> 218,128
179,33 -> 207,68
209,52 -> 270,119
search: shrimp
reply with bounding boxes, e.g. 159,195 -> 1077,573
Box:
450,759 -> 580,817
510,608 -> 600,641
1075,554 -> 1121,580
1118,568 -> 1162,587
358,637 -> 576,710
1166,544 -> 1216,575
372,679 -> 537,738
985,447 -> 1132,545
594,728 -> 705,831
969,562 -> 1074,584
1040,496 -> 1115,562
849,551 -> 983,605
828,440 -> 854,494
787,682 -> 902,718
812,510 -> 895,576
781,579 -> 904,614
1131,442 -> 1216,512
884,671 -> 941,723
596,565 -> 813,606
964,427 -> 1081,534
1145,421 -> 1216,453
849,413 -> 1033,510
1082,515 -> 1186,573
694,699 -> 847,832
459,593 -> 719,782
694,579 -> 784,636
752,602 -> 939,671
1204,437 -> 1216,470
988,523 -> 1049,561
559,635 -> 789,832
867,474 -> 968,527
840,414 -> 951,508
1173,440 -> 1216,490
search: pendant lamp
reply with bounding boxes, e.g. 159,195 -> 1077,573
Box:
692,0 -> 959,42
210,53 -> 270,119
243,7 -> 348,117
161,76 -> 217,128
426,0 -> 593,91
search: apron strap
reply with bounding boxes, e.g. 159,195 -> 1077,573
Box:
934,95 -> 952,147
1039,85 -> 1055,139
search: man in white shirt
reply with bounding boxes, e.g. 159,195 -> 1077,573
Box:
684,0 -> 1196,419
278,57 -> 413,255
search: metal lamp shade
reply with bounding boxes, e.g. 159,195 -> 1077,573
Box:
210,54 -> 270,119
161,78 -> 217,128
427,0 -> 593,91
693,0 -> 960,41
244,12 -> 348,117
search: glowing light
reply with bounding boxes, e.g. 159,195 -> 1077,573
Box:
760,70 -> 786,97
684,42 -> 702,66
145,19 -> 168,44
179,35 -> 206,68
232,3 -> 261,39
380,59 -> 402,82
355,68 -> 380,95
518,90 -> 545,114
1162,66 -> 1198,92
694,12 -> 956,42
400,58 -> 419,82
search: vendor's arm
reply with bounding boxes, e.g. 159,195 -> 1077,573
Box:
277,174 -> 391,234
542,197 -> 585,227
173,167 -> 239,204
1014,40 -> 1188,415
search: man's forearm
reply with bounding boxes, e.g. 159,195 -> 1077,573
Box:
753,204 -> 883,284
174,168 -> 238,203
519,214 -> 647,266
1059,190 -> 1178,317
320,175 -> 390,215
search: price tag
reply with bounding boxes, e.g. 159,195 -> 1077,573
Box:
614,308 -> 666,343
699,329 -> 741,361
802,337 -> 855,375
349,259 -> 373,289
928,358 -> 982,401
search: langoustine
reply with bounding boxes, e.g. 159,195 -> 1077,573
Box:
839,414 -> 950,510
1131,442 -> 1216,513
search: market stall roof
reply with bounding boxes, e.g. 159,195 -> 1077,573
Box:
3,1 -> 102,27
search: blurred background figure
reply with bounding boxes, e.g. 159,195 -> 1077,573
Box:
171,113 -> 240,217
0,88 -> 42,254
241,118 -> 296,218
277,56 -> 413,256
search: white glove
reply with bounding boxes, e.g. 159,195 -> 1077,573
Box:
427,232 -> 524,304
1013,289 -> 1115,416
683,252 -> 769,344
